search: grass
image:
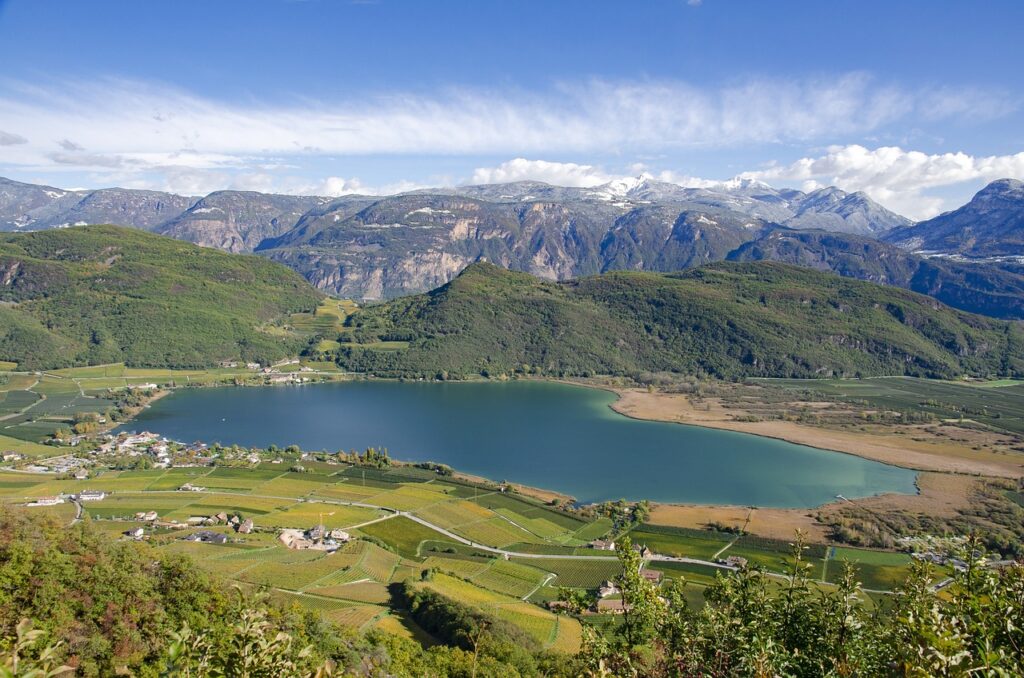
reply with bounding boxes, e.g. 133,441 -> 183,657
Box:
572,517 -> 614,542
824,546 -> 914,590
258,503 -> 384,529
469,560 -> 550,598
628,526 -> 732,560
355,516 -> 457,558
0,433 -> 57,458
414,500 -> 493,529
511,558 -> 622,588
418,573 -> 577,651
309,581 -> 391,604
456,517 -> 540,548
765,376 -> 1024,435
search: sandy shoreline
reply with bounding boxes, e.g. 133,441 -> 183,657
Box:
607,388 -> 1024,479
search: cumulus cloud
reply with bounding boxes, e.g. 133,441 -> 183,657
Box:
471,158 -> 612,187
741,145 -> 1024,219
470,158 -> 734,191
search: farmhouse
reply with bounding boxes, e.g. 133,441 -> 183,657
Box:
640,568 -> 663,583
279,529 -> 313,550
590,539 -> 615,551
26,496 -> 64,507
77,490 -> 106,501
597,580 -> 619,598
596,599 -> 630,614
278,524 -> 348,552
134,511 -> 159,522
179,483 -> 206,492
185,530 -> 228,545
723,556 -> 749,569
237,518 -> 254,534
124,527 -> 145,540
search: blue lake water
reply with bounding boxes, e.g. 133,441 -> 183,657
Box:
121,380 -> 918,506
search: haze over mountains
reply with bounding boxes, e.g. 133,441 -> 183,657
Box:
2,175 -> 1023,317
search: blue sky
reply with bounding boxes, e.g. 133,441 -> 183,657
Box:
1,0 -> 1022,218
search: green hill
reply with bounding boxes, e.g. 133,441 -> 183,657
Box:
336,261 -> 1024,379
0,225 -> 322,369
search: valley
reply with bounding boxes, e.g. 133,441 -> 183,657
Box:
0,443 -> 933,652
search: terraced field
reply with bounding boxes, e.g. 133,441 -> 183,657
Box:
0,460 -> 917,654
418,573 -> 582,651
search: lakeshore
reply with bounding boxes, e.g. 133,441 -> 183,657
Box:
7,366 -> 1022,546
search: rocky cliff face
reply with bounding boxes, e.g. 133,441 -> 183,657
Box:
0,178 -> 197,231
0,174 -> 925,302
257,193 -> 776,299
728,228 -> 1024,319
884,179 -> 1024,259
0,177 -> 89,230
157,191 -> 330,253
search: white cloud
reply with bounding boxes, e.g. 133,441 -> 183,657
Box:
471,158 -> 612,187
0,74 -> 1010,185
741,145 -> 1024,219
469,158 -> 736,191
0,75 -> 1018,212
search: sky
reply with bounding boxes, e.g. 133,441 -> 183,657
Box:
1,0 -> 1023,220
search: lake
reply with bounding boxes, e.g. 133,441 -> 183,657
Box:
121,380 -> 918,507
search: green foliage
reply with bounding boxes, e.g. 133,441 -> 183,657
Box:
0,225 -> 322,369
0,619 -> 72,677
4,502 -> 1024,676
397,582 -> 546,675
337,262 -> 1024,380
582,533 -> 1024,677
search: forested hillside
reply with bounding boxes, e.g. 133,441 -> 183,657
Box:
335,262 -> 1024,380
0,225 -> 322,369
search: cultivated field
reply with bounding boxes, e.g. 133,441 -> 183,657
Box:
0,456 -> 922,651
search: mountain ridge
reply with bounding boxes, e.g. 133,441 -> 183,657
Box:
332,260 -> 1024,381
4,175 -> 1024,318
0,225 -> 322,369
884,178 -> 1024,259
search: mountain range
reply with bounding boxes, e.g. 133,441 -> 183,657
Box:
2,175 -> 1023,317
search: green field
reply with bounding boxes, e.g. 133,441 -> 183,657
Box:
356,516 -> 458,558
0,457 -> 928,663
764,376 -> 1024,434
628,525 -> 734,560
512,558 -> 622,588
825,546 -> 915,590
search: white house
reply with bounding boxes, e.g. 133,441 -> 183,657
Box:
27,496 -> 64,507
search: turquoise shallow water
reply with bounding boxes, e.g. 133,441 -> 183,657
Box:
120,380 -> 918,506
